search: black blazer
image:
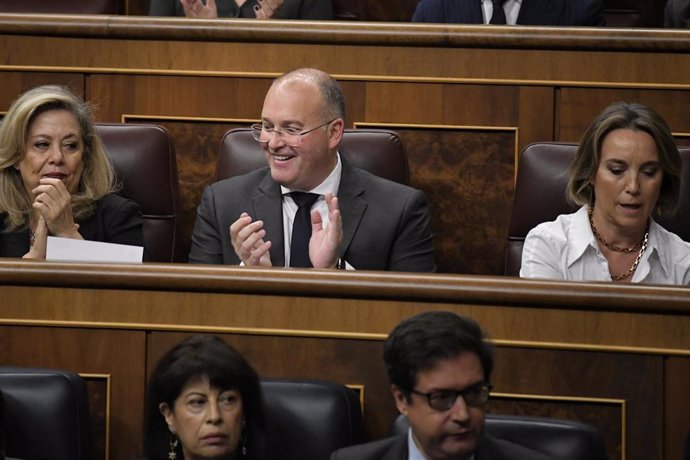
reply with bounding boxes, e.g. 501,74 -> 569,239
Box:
0,194 -> 143,258
149,0 -> 333,19
188,158 -> 436,272
412,0 -> 605,26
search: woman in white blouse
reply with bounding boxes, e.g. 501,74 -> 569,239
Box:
521,102 -> 690,285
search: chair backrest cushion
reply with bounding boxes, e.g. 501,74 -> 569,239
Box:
215,128 -> 409,186
390,413 -> 607,460
0,367 -> 92,460
260,378 -> 364,460
96,123 -> 183,262
505,142 -> 690,276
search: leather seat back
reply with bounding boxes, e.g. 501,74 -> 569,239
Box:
260,378 -> 364,460
0,367 -> 92,460
505,142 -> 690,276
216,128 -> 409,186
96,123 -> 184,262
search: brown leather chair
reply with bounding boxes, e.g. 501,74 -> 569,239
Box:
96,123 -> 183,263
0,0 -> 121,14
505,142 -> 690,276
215,128 -> 409,185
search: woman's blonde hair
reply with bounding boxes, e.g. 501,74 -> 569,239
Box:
0,85 -> 117,231
567,102 -> 681,215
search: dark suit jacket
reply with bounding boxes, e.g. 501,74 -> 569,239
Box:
331,433 -> 552,460
188,159 -> 436,272
412,0 -> 605,26
665,0 -> 690,27
0,193 -> 143,259
149,0 -> 333,19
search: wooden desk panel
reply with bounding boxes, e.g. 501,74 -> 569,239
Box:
2,17 -> 690,274
1,261 -> 689,459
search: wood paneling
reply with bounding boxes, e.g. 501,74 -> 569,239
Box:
1,262 -> 689,459
1,18 -> 690,456
0,72 -> 85,109
557,87 -> 690,142
2,20 -> 690,275
665,357 -> 690,460
385,127 -> 515,274
0,326 -> 146,460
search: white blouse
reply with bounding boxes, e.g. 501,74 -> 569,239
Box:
520,206 -> 690,285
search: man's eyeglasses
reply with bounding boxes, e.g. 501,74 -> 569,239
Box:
410,382 -> 492,412
250,119 -> 335,147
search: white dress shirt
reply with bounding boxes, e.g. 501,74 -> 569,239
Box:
520,205 -> 690,285
280,153 -> 342,267
482,0 -> 522,24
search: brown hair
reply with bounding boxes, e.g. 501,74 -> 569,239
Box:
567,101 -> 681,215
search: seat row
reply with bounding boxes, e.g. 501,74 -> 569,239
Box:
0,366 -> 607,460
101,123 -> 690,271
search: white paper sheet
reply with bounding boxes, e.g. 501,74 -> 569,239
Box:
46,236 -> 144,263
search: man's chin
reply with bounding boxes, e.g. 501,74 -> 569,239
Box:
438,433 -> 478,459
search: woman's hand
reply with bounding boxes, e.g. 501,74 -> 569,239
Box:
255,0 -> 283,18
32,177 -> 82,240
179,0 -> 219,18
23,215 -> 48,259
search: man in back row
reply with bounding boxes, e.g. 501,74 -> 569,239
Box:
189,68 -> 436,271
332,311 -> 550,460
412,0 -> 605,26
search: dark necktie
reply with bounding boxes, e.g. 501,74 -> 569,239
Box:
289,192 -> 319,268
489,0 -> 507,24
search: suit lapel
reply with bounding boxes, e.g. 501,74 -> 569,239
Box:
517,0 -> 565,25
385,435 -> 409,460
251,169 -> 286,267
457,0 -> 484,23
336,158 -> 367,260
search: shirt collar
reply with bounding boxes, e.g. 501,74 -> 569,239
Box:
638,218 -> 670,279
566,206 -> 597,267
407,429 -> 426,460
280,152 -> 342,196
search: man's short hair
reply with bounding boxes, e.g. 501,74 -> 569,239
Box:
272,68 -> 346,120
383,311 -> 493,398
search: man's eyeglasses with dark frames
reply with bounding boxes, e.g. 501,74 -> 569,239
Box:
410,382 -> 492,412
250,119 -> 336,147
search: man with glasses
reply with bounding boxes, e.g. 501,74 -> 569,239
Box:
189,68 -> 435,271
331,311 -> 548,460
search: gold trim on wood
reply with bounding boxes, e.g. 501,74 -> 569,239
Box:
4,65 -> 690,90
3,318 -> 690,358
80,373 -> 112,460
491,391 -> 626,460
121,114 -> 259,124
345,384 -> 366,415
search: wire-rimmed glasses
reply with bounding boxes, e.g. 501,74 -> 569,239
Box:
250,119 -> 335,147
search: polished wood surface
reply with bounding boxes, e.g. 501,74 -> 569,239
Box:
2,16 -> 690,274
1,19 -> 689,457
1,261 -> 690,459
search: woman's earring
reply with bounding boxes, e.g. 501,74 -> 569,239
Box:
241,419 -> 248,456
168,434 -> 179,460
